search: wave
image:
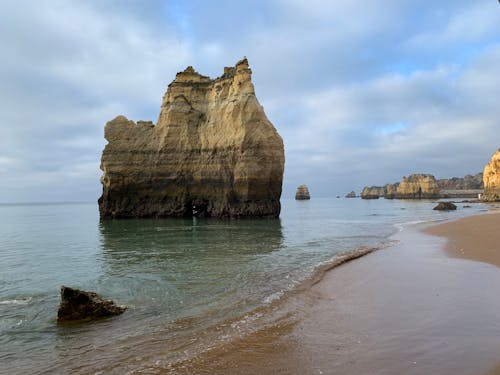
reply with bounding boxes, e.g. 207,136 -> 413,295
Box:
0,297 -> 33,305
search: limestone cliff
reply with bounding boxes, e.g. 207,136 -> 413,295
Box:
361,186 -> 385,199
395,174 -> 440,199
483,149 -> 500,201
384,183 -> 399,199
437,173 -> 483,190
99,58 -> 285,218
295,185 -> 310,200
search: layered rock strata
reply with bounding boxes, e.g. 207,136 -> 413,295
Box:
361,186 -> 385,199
99,59 -> 285,218
361,174 -> 440,199
295,185 -> 311,200
483,149 -> 500,201
395,174 -> 440,199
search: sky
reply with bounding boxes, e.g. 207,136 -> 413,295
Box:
0,0 -> 499,202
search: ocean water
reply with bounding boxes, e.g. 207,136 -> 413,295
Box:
0,198 -> 486,373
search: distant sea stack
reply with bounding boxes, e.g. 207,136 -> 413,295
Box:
361,174 -> 440,199
99,58 -> 285,218
345,191 -> 357,198
295,185 -> 311,200
395,174 -> 440,199
361,186 -> 384,199
482,149 -> 500,201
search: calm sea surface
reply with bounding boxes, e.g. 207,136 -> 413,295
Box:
0,198 -> 486,374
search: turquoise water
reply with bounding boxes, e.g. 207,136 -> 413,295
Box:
0,198 -> 486,373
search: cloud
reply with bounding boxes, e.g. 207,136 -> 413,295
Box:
0,0 -> 499,201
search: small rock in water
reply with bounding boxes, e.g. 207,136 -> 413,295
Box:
57,286 -> 126,322
433,202 -> 457,211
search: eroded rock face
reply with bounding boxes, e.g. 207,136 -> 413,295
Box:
57,286 -> 125,322
437,173 -> 483,190
395,174 -> 440,199
295,185 -> 311,200
99,59 -> 284,218
483,149 -> 500,202
361,186 -> 384,199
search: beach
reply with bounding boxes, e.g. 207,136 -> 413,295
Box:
425,211 -> 500,268
173,211 -> 500,375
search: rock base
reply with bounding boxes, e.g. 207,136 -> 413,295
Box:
57,286 -> 126,322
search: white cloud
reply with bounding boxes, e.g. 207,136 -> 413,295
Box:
0,0 -> 499,201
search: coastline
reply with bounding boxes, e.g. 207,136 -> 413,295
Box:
424,211 -> 500,268
168,212 -> 500,375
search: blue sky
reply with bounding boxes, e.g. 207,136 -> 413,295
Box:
0,0 -> 499,202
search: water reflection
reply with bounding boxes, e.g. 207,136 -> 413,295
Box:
97,218 -> 284,322
99,218 -> 283,265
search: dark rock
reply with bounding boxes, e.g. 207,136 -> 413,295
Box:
345,191 -> 357,198
433,202 -> 457,211
57,286 -> 126,322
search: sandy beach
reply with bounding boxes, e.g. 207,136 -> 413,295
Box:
425,211 -> 500,268
171,212 -> 500,375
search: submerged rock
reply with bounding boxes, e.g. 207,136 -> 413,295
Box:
433,202 -> 457,211
482,149 -> 500,202
57,286 -> 126,322
295,185 -> 311,200
99,58 -> 284,218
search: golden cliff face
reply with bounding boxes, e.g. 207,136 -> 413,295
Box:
99,58 -> 285,218
483,149 -> 500,201
395,174 -> 440,199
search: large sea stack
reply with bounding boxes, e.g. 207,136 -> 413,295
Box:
99,59 -> 285,218
483,149 -> 500,201
395,174 -> 440,199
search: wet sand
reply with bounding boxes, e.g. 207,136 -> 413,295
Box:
171,215 -> 500,374
425,211 -> 500,267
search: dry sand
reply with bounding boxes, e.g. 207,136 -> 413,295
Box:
425,211 -> 500,267
169,213 -> 500,375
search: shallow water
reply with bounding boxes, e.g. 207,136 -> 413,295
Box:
0,198 -> 486,373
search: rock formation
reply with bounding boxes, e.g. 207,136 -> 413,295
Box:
395,174 -> 440,199
384,183 -> 399,199
345,191 -> 357,198
99,59 -> 285,218
483,149 -> 500,201
437,173 -> 483,190
295,184 -> 311,200
57,286 -> 126,322
361,186 -> 384,199
433,202 -> 457,211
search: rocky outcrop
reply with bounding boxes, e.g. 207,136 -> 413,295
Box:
433,202 -> 457,211
437,173 -> 483,190
295,185 -> 311,200
57,286 -> 126,322
99,59 -> 284,218
345,191 -> 357,198
384,183 -> 399,199
395,174 -> 440,199
361,186 -> 384,199
483,149 -> 500,202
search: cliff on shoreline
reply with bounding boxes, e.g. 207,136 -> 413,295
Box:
99,59 -> 284,218
361,173 -> 482,200
483,149 -> 500,201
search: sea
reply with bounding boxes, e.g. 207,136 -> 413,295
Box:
0,198 -> 487,374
